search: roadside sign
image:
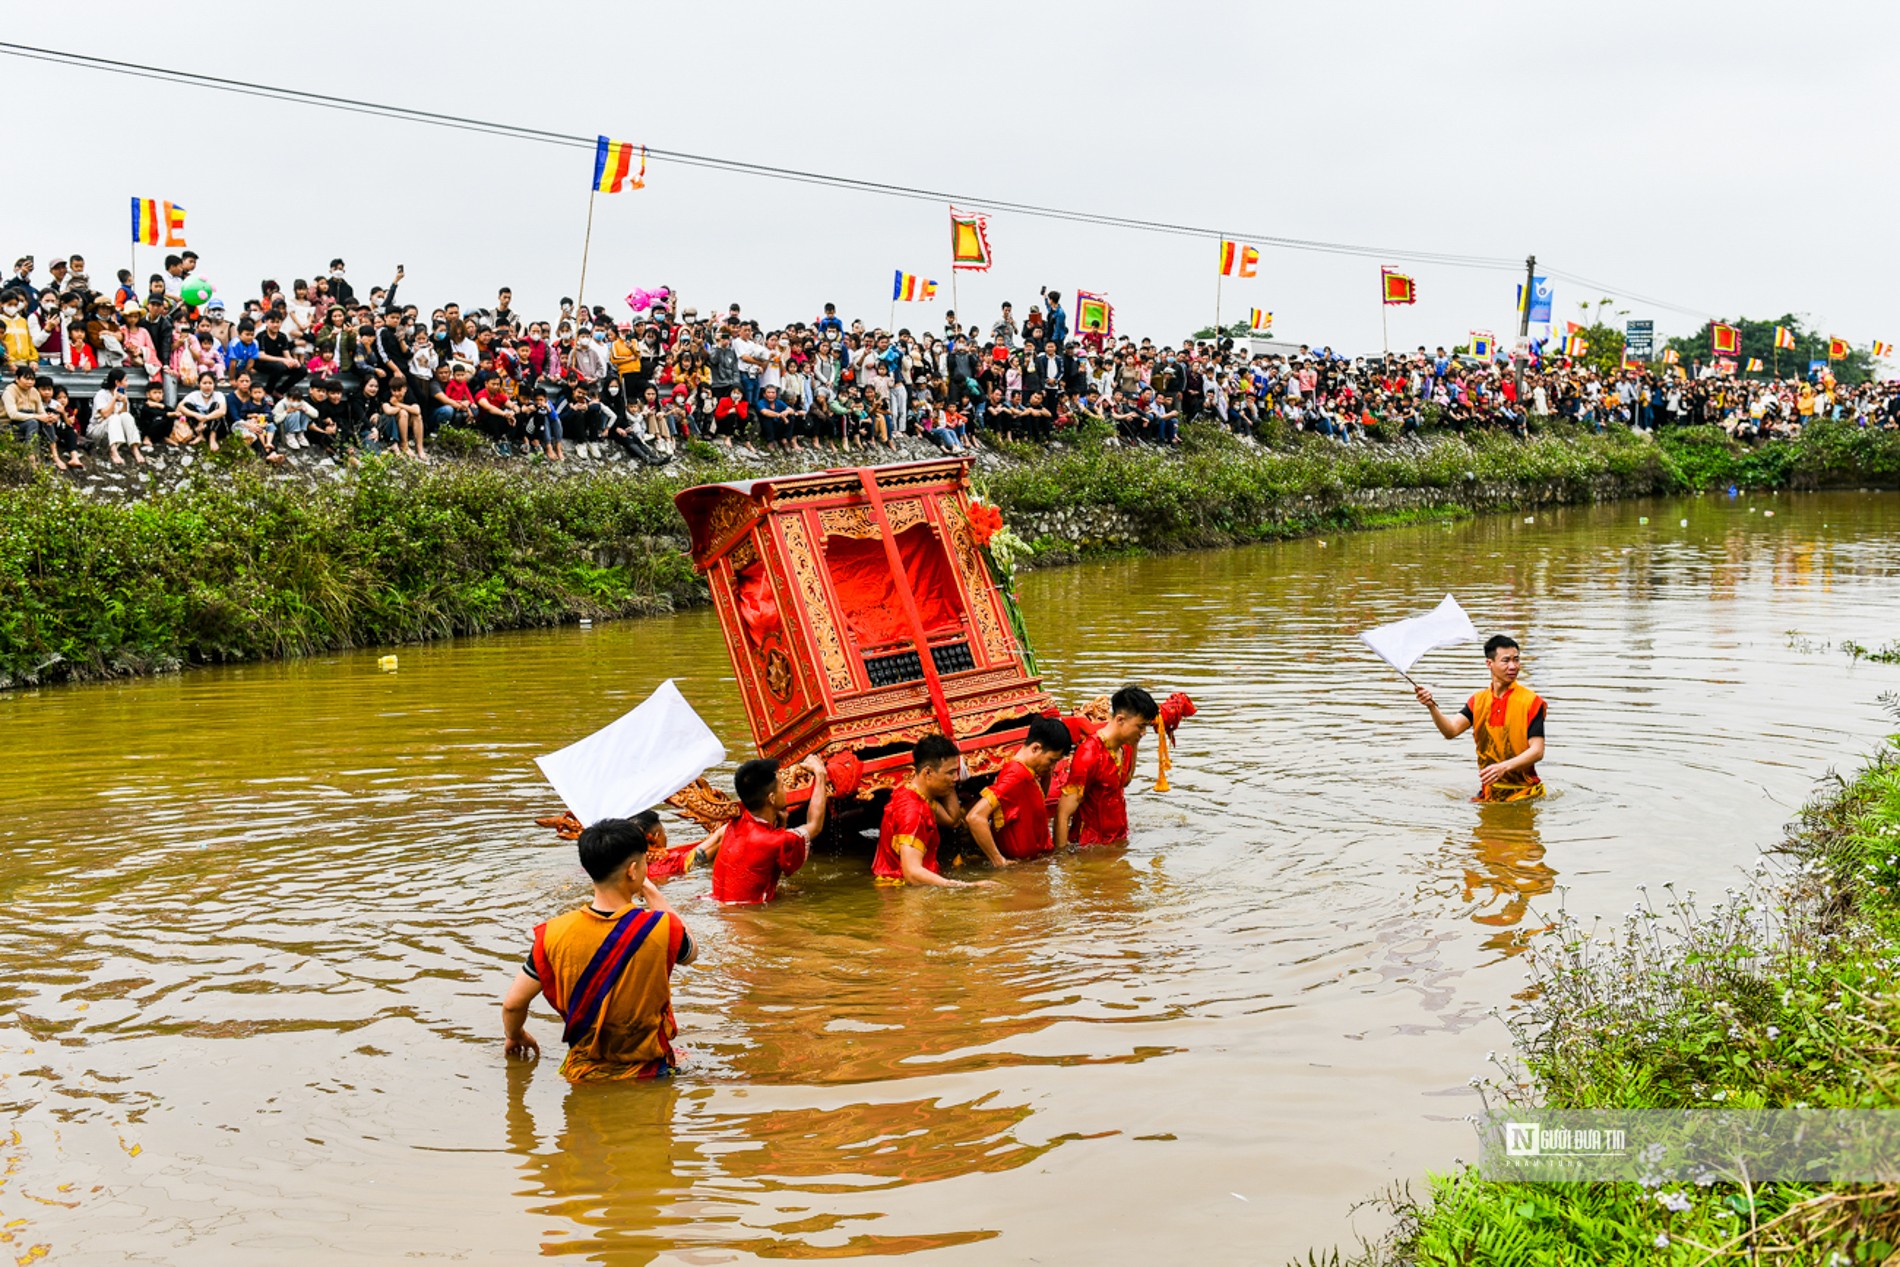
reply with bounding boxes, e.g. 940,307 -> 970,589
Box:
1625,319 -> 1654,358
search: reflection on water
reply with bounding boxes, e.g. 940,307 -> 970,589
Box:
1425,800 -> 1556,957
2,491 -> 1899,1263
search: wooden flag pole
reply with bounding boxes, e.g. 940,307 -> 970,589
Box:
576,189 -> 598,310
1214,235 -> 1224,342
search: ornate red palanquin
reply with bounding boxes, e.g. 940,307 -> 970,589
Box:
673,459 -> 1052,822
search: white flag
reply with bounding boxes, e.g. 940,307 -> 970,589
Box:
534,680 -> 727,827
1358,595 -> 1481,675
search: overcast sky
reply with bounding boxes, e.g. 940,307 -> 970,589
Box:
8,0 -> 1897,355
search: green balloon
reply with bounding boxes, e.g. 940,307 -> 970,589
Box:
181,279 -> 211,306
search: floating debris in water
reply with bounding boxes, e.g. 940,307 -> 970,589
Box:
1680,519 -> 1690,528
1639,516 -> 1650,524
378,655 -> 398,672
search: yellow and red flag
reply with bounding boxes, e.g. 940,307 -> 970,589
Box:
592,137 -> 645,193
1828,336 -> 1850,360
950,206 -> 992,271
1380,268 -> 1417,305
892,271 -> 938,301
1710,323 -> 1740,356
1218,239 -> 1260,278
131,197 -> 160,245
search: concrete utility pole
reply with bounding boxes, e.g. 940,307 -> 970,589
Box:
1514,253 -> 1536,400
1518,254 -> 1536,339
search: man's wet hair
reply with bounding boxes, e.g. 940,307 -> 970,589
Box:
1110,685 -> 1159,722
1025,715 -> 1073,754
913,733 -> 959,770
735,758 -> 782,812
1484,634 -> 1520,659
576,816 -> 652,881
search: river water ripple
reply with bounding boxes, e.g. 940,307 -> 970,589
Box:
2,491 -> 1897,1264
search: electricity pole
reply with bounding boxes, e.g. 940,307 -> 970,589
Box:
1514,253 -> 1536,400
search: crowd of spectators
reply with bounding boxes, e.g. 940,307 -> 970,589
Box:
4,249 -> 1897,473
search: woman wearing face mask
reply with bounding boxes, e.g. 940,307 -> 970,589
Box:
594,375 -> 629,459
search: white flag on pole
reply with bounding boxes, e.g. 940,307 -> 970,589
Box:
1359,595 -> 1482,676
534,679 -> 727,827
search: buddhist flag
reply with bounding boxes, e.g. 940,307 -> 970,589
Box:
592,137 -> 644,193
1874,341 -> 1894,358
1828,336 -> 1850,360
1662,348 -> 1680,365
162,201 -> 186,248
1381,268 -> 1417,305
131,197 -> 160,245
893,271 -> 938,301
1711,323 -> 1740,356
1563,334 -> 1589,356
1077,291 -> 1113,336
1359,595 -> 1481,678
950,206 -> 992,271
1469,331 -> 1495,358
1774,325 -> 1797,351
1746,357 -> 1765,373
1218,239 -> 1260,278
1249,308 -> 1273,333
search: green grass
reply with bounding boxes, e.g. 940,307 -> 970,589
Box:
1302,731 -> 1900,1266
2,419 -> 1897,686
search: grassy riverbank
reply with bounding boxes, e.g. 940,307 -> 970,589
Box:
1309,728 -> 1900,1265
1,420 -> 1897,687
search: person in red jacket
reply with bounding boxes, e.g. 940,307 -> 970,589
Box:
966,715 -> 1072,864
706,754 -> 828,904
872,734 -> 997,890
1055,685 -> 1159,851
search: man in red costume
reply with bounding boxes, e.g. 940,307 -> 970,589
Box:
1056,685 -> 1159,850
966,715 -> 1073,864
704,753 -> 830,902
873,734 -> 999,889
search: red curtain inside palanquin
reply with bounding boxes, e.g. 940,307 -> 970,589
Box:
733,562 -> 782,647
822,524 -> 962,648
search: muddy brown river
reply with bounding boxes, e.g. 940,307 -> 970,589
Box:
3,491 -> 1898,1265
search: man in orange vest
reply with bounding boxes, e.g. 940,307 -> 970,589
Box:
1414,634 -> 1547,802
501,815 -> 697,1081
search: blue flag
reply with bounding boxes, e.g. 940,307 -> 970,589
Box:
1516,277 -> 1554,323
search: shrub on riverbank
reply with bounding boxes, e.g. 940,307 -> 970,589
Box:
2,422 -> 1897,686
1307,731 -> 1900,1265
0,459 -> 704,683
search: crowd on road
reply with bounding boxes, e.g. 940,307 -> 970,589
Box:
5,248 -> 1898,472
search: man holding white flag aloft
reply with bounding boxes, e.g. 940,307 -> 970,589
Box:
1360,598 -> 1547,803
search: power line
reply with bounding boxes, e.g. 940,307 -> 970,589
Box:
0,40 -> 1520,271
1,39 -> 1731,322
